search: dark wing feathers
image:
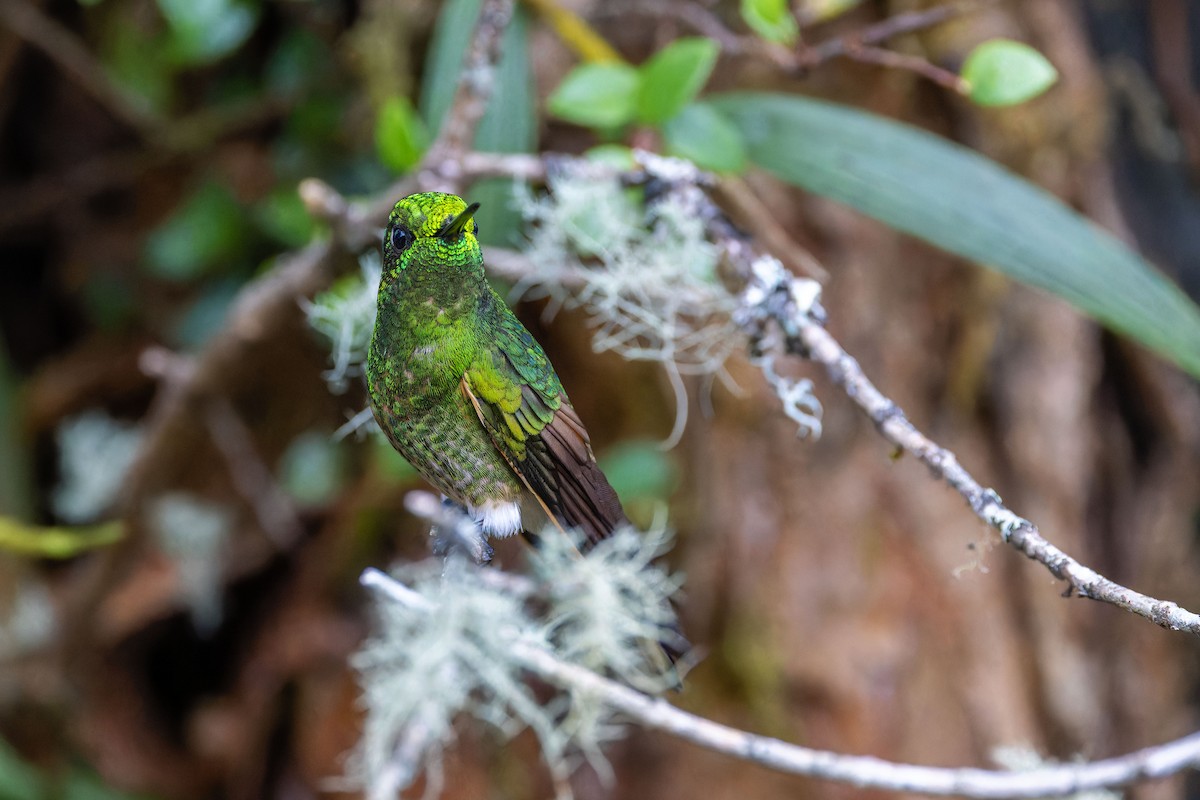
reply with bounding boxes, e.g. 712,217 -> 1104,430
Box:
463,307 -> 627,548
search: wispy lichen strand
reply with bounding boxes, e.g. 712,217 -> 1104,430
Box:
351,513 -> 685,798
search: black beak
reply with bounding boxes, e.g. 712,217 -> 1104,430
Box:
440,202 -> 480,240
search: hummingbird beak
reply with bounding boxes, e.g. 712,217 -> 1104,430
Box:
439,202 -> 481,241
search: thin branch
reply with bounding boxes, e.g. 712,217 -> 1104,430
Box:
793,312 -> 1200,635
366,147 -> 1200,638
837,43 -> 969,93
0,0 -> 164,139
138,347 -> 305,549
719,223 -> 1200,637
420,0 -> 516,170
361,566 -> 1200,798
795,0 -> 986,68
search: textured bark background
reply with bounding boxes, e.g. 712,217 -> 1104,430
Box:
0,0 -> 1197,798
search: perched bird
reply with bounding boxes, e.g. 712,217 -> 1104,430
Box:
366,191 -> 627,548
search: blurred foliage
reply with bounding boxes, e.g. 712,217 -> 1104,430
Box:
0,737 -> 151,800
1,0 -> 1198,797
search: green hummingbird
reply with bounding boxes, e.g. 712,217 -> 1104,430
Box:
366,191 -> 627,548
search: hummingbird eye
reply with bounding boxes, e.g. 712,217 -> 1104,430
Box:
390,226 -> 414,252
472,221 -> 479,236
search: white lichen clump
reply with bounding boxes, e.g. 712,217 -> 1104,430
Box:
0,580 -> 56,662
350,517 -> 685,799
52,410 -> 143,523
515,170 -> 740,379
149,492 -> 233,634
304,252 -> 383,439
304,252 -> 381,395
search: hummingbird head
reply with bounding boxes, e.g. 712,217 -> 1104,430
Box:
383,192 -> 482,279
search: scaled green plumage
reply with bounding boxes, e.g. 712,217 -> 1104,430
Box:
366,192 -> 625,545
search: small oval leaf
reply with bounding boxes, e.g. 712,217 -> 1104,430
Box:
548,63 -> 641,129
740,0 -> 798,46
962,39 -> 1058,107
637,37 -> 720,126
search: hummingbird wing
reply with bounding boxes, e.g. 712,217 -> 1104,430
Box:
461,307 -> 627,548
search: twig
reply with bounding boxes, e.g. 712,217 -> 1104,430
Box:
837,43 -> 969,93
369,147 -> 1200,638
420,0 -> 516,170
522,0 -> 624,64
728,245 -> 1200,637
0,0 -> 164,139
795,1 -> 985,68
138,347 -> 304,548
361,566 -> 1200,797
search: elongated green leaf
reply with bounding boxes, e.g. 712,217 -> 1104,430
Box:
420,0 -> 536,247
708,92 -> 1200,377
663,103 -> 746,173
636,37 -> 719,126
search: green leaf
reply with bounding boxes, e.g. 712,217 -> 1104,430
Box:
548,63 -> 641,129
100,22 -> 172,114
636,37 -> 720,126
375,95 -> 429,173
420,0 -> 537,247
709,92 -> 1200,377
156,0 -> 259,65
663,103 -> 746,173
144,181 -> 249,281
962,39 -> 1058,107
741,0 -> 798,46
0,739 -> 44,800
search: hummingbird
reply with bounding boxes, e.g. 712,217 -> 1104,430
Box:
366,191 -> 628,548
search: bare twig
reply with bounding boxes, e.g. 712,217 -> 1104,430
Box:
795,1 -> 985,68
836,43 -> 969,93
0,0 -> 164,139
138,347 -> 304,548
362,566 -> 1200,797
420,0 -> 516,171
365,147 -> 1200,638
727,245 -> 1200,637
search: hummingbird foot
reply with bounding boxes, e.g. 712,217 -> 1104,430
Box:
430,496 -> 495,564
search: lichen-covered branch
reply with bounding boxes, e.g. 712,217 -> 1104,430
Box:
362,566 -> 1200,798
374,147 -> 1200,638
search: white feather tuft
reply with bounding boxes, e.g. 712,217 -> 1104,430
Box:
470,500 -> 523,538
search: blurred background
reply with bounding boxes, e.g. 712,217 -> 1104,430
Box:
1,0 -> 1198,798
